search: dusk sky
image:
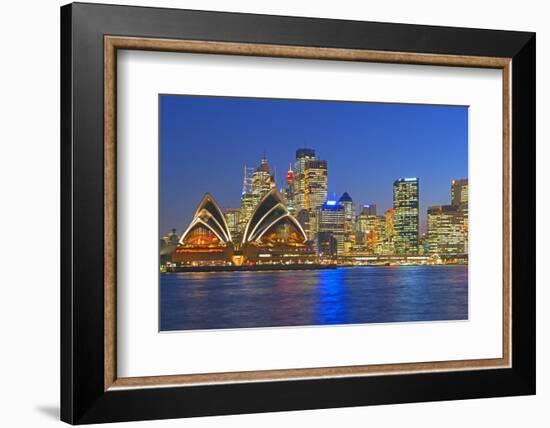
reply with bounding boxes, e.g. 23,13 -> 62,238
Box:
159,95 -> 468,236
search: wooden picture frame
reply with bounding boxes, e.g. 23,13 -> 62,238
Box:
61,2 -> 535,424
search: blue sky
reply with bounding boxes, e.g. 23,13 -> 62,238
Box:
159,95 -> 468,235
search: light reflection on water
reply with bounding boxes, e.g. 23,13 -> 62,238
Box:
160,266 -> 468,331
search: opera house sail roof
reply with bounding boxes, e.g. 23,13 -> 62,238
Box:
241,189 -> 308,246
179,193 -> 232,247
173,189 -> 315,267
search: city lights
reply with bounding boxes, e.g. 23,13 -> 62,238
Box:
162,149 -> 468,269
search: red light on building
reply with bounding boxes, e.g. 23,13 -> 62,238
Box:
286,163 -> 294,184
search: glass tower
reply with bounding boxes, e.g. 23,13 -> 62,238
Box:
294,148 -> 316,212
317,201 -> 345,256
393,178 -> 419,255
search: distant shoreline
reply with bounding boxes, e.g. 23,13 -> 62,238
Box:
165,263 -> 466,273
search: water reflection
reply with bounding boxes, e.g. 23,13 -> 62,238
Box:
160,266 -> 468,331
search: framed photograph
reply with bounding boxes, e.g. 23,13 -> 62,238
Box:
61,2 -> 535,424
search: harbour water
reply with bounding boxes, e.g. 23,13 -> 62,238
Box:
160,265 -> 468,331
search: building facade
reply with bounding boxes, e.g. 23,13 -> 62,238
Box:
303,159 -> 328,211
294,148 -> 316,212
427,205 -> 466,255
451,178 -> 468,207
238,158 -> 275,233
451,178 -> 468,254
317,200 -> 345,256
224,208 -> 240,239
393,178 -> 419,255
338,192 -> 356,253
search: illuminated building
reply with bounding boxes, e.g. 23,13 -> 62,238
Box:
175,190 -> 314,266
304,159 -> 328,211
361,204 -> 377,216
356,211 -> 385,254
383,208 -> 396,254
294,148 -> 316,212
427,205 -> 466,255
239,157 -> 275,231
393,177 -> 419,255
172,193 -> 234,266
317,232 -> 338,259
451,178 -> 468,253
317,200 -> 345,256
160,228 -> 179,266
293,148 -> 328,212
224,208 -> 241,239
338,192 -> 356,251
285,163 -> 295,213
296,208 -> 317,241
251,157 -> 275,195
451,178 -> 468,207
241,189 -> 315,263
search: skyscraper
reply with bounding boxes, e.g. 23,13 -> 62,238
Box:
294,148 -> 316,212
239,158 -> 275,232
383,208 -> 396,254
393,178 -> 419,255
303,159 -> 328,211
427,205 -> 466,255
338,192 -> 356,252
251,157 -> 274,196
451,178 -> 468,207
361,204 -> 377,216
451,178 -> 468,254
318,200 -> 345,256
285,163 -> 295,213
224,208 -> 241,239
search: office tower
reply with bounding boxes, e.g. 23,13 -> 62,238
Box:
427,205 -> 466,255
304,159 -> 328,211
285,163 -> 295,213
239,157 -> 275,232
451,178 -> 468,253
224,208 -> 241,238
361,204 -> 377,216
317,231 -> 338,259
296,208 -> 317,241
393,178 -> 419,255
383,208 -> 396,254
239,166 -> 256,232
317,200 -> 345,256
251,157 -> 274,196
294,148 -> 316,212
451,178 -> 468,207
356,212 -> 386,254
338,192 -> 356,252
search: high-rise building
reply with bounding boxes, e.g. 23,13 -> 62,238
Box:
338,192 -> 356,252
303,159 -> 328,211
317,200 -> 345,256
296,209 -> 313,241
451,178 -> 468,254
317,232 -> 338,259
427,205 -> 466,255
224,208 -> 241,239
251,157 -> 275,196
451,178 -> 468,207
393,178 -> 419,255
383,208 -> 396,254
285,163 -> 295,213
361,204 -> 377,216
239,158 -> 275,231
294,148 -> 316,212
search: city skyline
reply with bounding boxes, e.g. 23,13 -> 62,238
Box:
160,95 -> 468,235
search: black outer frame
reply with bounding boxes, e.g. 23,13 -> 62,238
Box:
60,2 -> 535,424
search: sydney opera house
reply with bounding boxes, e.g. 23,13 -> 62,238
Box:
172,189 -> 316,266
